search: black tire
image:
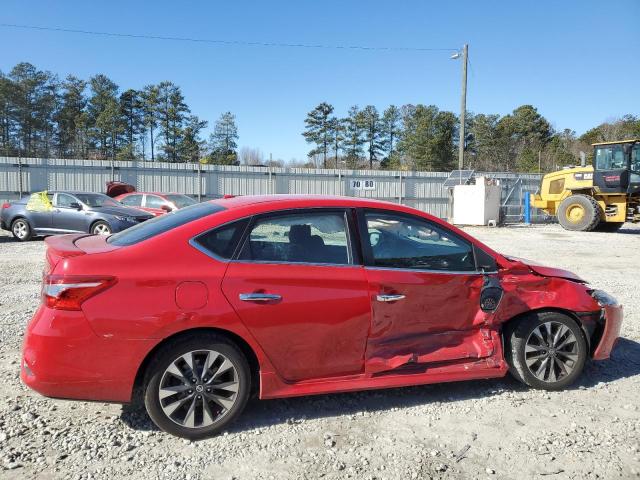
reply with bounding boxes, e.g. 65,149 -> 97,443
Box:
594,221 -> 624,232
557,194 -> 601,232
11,218 -> 33,241
91,221 -> 112,235
505,311 -> 587,390
143,333 -> 251,440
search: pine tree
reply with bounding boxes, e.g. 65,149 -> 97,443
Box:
156,81 -> 189,162
380,105 -> 401,168
141,85 -> 160,161
179,115 -> 208,163
209,112 -> 239,164
328,116 -> 344,168
361,105 -> 383,168
88,74 -> 119,159
341,106 -> 365,168
302,102 -> 334,168
119,89 -> 143,158
55,76 -> 87,158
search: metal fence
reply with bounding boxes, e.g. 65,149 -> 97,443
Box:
0,156 -> 547,223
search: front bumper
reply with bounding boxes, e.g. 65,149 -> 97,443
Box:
592,304 -> 623,360
21,305 -> 154,403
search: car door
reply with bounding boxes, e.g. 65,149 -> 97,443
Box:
359,209 -> 499,375
27,192 -> 53,232
52,193 -> 87,233
220,209 -> 371,382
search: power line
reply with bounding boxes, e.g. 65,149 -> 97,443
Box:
0,23 -> 458,52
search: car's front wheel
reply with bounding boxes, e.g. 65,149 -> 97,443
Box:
11,218 -> 32,241
91,221 -> 112,235
505,312 -> 587,390
143,333 -> 250,439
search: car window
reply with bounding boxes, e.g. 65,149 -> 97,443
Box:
145,195 -> 167,209
166,194 -> 197,209
192,219 -> 250,259
364,211 -> 475,271
74,193 -> 120,207
108,202 -> 226,246
238,211 -> 351,265
121,194 -> 143,207
55,193 -> 77,208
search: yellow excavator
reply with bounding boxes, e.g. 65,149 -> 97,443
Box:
531,139 -> 640,231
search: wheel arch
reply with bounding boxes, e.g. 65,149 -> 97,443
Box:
500,307 -> 591,351
89,218 -> 110,231
131,326 -> 260,405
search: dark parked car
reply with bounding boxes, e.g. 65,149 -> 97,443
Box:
1,191 -> 153,241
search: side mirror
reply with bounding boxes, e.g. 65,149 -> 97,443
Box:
161,204 -> 173,212
70,202 -> 82,210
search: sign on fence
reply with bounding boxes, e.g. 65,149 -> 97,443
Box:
350,179 -> 376,190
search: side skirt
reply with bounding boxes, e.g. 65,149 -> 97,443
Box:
259,357 -> 508,400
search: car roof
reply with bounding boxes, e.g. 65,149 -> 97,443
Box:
210,194 -> 410,211
118,192 -> 182,197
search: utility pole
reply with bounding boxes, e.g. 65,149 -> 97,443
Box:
457,43 -> 468,171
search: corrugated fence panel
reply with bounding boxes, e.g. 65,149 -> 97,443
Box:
0,157 -> 547,222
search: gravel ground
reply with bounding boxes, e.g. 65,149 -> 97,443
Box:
0,224 -> 639,480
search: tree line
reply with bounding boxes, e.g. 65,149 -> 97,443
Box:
0,62 -> 239,164
302,103 -> 640,172
1,62 -> 638,172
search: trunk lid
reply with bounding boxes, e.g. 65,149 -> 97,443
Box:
45,234 -> 120,271
106,181 -> 135,197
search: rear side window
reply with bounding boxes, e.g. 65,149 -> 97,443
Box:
108,202 -> 225,246
121,194 -> 143,207
237,211 -> 352,265
145,195 -> 167,209
192,219 -> 249,259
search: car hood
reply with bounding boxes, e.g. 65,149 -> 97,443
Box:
505,255 -> 586,283
91,206 -> 152,218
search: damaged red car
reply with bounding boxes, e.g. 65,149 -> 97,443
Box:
21,195 -> 623,439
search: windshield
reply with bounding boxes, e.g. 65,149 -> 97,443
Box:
75,193 -> 120,208
108,202 -> 225,246
166,194 -> 197,209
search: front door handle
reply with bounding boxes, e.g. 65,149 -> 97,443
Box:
239,293 -> 282,302
376,294 -> 406,302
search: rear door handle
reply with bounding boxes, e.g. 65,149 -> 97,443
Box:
376,294 -> 406,302
239,293 -> 282,302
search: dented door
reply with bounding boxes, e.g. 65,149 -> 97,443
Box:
364,269 -> 494,373
359,209 -> 497,374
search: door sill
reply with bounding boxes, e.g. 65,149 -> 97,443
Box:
259,357 -> 507,399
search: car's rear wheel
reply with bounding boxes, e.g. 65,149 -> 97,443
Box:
11,218 -> 32,241
143,333 -> 250,439
91,221 -> 112,235
505,312 -> 587,390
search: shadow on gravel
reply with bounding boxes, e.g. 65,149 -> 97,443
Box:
119,337 -> 640,435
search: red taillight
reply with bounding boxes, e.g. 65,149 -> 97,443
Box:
42,275 -> 116,311
1,202 -> 10,209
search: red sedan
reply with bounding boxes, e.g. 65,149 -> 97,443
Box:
21,195 -> 623,439
106,181 -> 197,216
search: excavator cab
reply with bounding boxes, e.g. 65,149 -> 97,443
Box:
593,140 -> 640,195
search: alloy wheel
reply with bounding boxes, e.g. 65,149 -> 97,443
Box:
159,349 -> 239,429
93,223 -> 111,235
524,321 -> 579,383
12,220 -> 28,239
